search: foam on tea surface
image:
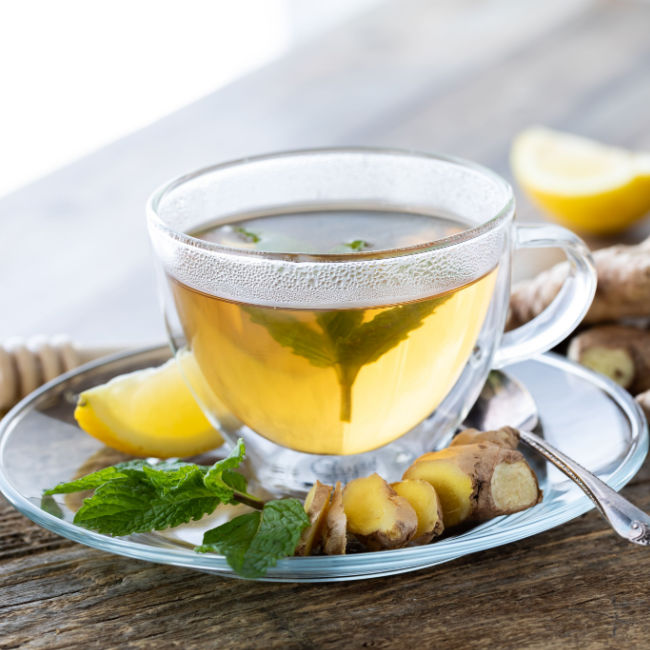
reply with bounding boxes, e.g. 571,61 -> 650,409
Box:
151,208 -> 505,309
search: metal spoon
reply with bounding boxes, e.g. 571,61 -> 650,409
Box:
463,370 -> 650,546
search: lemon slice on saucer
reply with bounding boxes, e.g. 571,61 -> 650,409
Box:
74,355 -> 223,458
511,126 -> 650,234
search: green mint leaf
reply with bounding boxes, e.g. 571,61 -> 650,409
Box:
203,438 -> 245,500
44,442 -> 255,535
142,463 -> 208,495
234,226 -> 260,243
196,511 -> 261,572
244,295 -> 450,421
73,475 -> 220,536
40,494 -> 64,519
202,439 -> 262,507
146,459 -> 209,473
245,308 -> 335,368
221,469 -> 248,494
43,460 -> 150,494
339,295 -> 450,368
316,310 -> 364,344
196,499 -> 309,578
344,239 -> 370,251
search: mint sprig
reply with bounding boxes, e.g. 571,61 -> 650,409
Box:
43,439 -> 309,577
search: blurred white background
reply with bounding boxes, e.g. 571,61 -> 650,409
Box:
0,0 -> 379,198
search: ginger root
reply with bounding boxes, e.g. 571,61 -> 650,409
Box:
297,428 -> 541,556
342,473 -> 418,551
568,325 -> 650,393
322,482 -> 347,555
403,449 -> 475,527
391,479 -> 444,544
404,438 -> 541,528
508,236 -> 650,329
450,426 -> 519,450
295,481 -> 332,556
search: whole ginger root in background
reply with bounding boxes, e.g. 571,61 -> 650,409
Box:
508,236 -> 650,329
509,235 -> 650,410
568,325 -> 650,394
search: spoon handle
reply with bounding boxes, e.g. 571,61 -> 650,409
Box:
519,429 -> 650,546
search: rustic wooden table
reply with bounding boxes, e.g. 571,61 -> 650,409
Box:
2,0 -> 650,647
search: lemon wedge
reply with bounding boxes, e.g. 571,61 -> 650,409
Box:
511,126 -> 650,234
74,356 -> 223,458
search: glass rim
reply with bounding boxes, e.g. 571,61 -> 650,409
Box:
146,146 -> 515,263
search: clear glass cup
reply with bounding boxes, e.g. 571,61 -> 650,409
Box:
147,148 -> 596,494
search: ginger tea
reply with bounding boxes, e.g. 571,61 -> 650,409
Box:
171,210 -> 497,455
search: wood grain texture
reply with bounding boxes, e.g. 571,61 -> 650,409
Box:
2,0 -> 650,647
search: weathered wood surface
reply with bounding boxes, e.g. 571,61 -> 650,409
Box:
2,0 -> 650,647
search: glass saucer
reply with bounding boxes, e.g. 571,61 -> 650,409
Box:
0,345 -> 646,582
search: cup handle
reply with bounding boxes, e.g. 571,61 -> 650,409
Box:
493,222 -> 597,368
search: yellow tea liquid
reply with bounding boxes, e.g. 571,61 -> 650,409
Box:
171,211 -> 497,455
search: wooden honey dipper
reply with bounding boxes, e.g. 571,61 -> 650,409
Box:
0,336 -> 121,411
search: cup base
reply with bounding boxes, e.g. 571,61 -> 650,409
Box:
224,421 -> 457,497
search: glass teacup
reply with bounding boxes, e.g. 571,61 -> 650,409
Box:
147,148 -> 595,493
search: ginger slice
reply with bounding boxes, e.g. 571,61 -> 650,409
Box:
490,461 -> 541,513
403,455 -> 476,528
404,443 -> 542,527
322,481 -> 347,555
343,473 -> 417,551
391,479 -> 444,545
295,481 -> 333,556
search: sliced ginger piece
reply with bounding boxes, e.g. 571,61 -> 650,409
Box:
489,461 -> 541,513
322,482 -> 347,555
404,443 -> 541,527
391,479 -> 444,545
295,481 -> 333,556
403,455 -> 475,528
343,473 -> 417,551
